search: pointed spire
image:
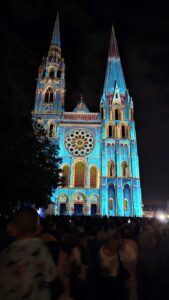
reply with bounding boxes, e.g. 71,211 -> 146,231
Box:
103,25 -> 126,97
108,26 -> 119,58
51,13 -> 61,47
73,94 -> 90,113
80,94 -> 84,103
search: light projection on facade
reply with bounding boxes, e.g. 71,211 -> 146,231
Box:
32,13 -> 143,217
65,128 -> 95,157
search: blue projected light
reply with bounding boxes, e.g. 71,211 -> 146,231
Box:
32,15 -> 143,217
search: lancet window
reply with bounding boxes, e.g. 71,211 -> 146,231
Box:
45,88 -> 54,104
49,69 -> 55,79
90,166 -> 97,188
115,109 -> 119,120
121,124 -> 129,138
107,161 -> 115,177
42,69 -> 46,78
74,161 -> 86,188
121,161 -> 128,177
108,183 -> 115,212
124,199 -> 128,211
48,122 -> 55,138
57,69 -> 61,79
123,184 -> 130,213
63,166 -> 70,187
108,124 -> 115,138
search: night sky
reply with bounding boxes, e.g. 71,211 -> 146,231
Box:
2,0 -> 169,206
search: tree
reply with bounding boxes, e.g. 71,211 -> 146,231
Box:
0,6 -> 63,217
0,112 -> 63,217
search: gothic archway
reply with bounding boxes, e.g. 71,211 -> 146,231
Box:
74,161 -> 86,187
90,166 -> 97,188
71,192 -> 86,215
107,161 -> 115,177
49,68 -> 55,79
121,161 -> 128,177
45,87 -> 53,104
57,193 -> 68,215
63,165 -> 70,187
108,183 -> 116,215
123,184 -> 131,216
47,121 -> 56,138
121,124 -> 129,138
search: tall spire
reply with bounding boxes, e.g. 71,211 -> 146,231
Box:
103,25 -> 126,97
73,94 -> 90,113
51,13 -> 61,47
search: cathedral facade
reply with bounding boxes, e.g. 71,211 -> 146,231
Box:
32,14 -> 143,217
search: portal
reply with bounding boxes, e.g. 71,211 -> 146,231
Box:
60,203 -> 66,215
91,204 -> 97,216
74,204 -> 83,216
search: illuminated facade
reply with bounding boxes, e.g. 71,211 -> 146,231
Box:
32,14 -> 142,216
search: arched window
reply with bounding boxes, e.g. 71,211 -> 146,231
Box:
121,161 -> 128,177
123,184 -> 130,214
45,88 -> 53,104
107,143 -> 111,157
63,166 -> 70,187
108,125 -> 115,138
115,109 -> 119,120
74,162 -> 86,187
42,69 -> 46,78
48,122 -> 55,138
101,106 -> 104,119
121,125 -> 129,138
122,125 -> 126,138
109,198 -> 113,210
49,69 -> 55,79
57,69 -> 61,79
108,125 -> 112,137
108,183 -> 115,213
124,199 -> 128,211
108,161 -> 115,177
90,166 -> 97,188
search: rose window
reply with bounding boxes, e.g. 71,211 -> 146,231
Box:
33,118 -> 44,131
65,128 -> 95,156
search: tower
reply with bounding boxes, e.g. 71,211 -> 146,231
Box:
32,15 -> 142,217
100,26 -> 142,216
33,13 -> 65,138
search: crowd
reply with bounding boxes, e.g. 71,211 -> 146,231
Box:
1,208 -> 169,300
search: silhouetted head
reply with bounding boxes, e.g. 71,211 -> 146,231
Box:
6,220 -> 18,238
105,232 -> 120,252
14,207 -> 39,238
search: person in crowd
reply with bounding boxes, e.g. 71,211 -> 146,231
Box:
57,243 -> 73,300
1,213 -> 169,300
94,232 -> 129,300
0,207 -> 56,300
70,232 -> 90,300
137,221 -> 161,300
36,217 -> 60,266
0,219 -> 18,250
120,226 -> 138,300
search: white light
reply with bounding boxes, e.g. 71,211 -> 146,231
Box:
37,208 -> 45,218
156,212 -> 166,222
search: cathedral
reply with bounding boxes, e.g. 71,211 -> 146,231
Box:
32,14 -> 143,217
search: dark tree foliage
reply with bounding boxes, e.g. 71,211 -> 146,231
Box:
0,4 -> 63,217
0,117 -> 63,216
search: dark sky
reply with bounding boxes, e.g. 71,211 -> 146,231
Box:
2,0 -> 169,205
